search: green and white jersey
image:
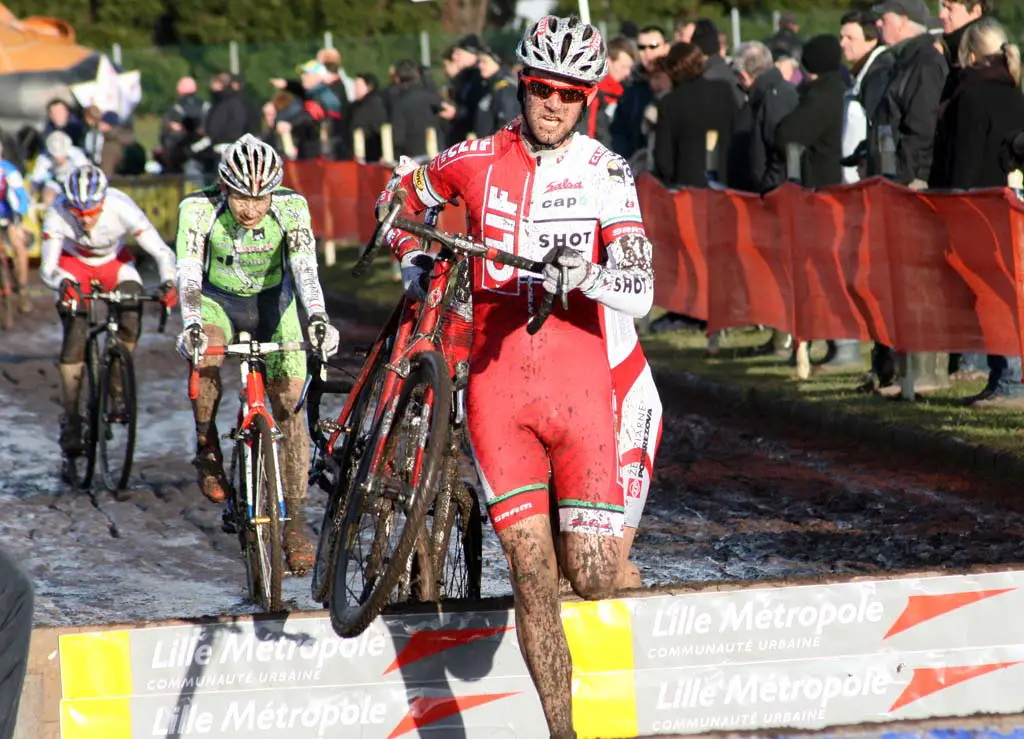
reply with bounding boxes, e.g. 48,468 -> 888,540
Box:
174,185 -> 327,326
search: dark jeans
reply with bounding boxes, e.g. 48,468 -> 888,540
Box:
0,548 -> 32,739
988,355 -> 1024,397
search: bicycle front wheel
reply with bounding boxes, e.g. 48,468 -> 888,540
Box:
64,340 -> 99,490
247,414 -> 284,612
98,345 -> 137,492
312,340 -> 390,604
329,350 -> 451,638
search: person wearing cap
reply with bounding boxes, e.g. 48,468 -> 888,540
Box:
200,72 -> 260,173
692,18 -> 745,108
868,0 -> 948,187
473,46 -> 517,137
440,34 -> 486,144
864,0 -> 949,396
775,34 -> 845,188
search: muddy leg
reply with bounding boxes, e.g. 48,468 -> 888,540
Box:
268,377 -> 313,573
499,515 -> 576,739
192,324 -> 227,502
619,526 -> 641,589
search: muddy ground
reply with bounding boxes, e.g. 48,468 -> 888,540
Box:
1,282 -> 1022,627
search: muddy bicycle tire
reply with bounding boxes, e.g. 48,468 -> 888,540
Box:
248,415 -> 284,612
431,473 -> 483,601
329,350 -> 452,638
64,341 -> 99,489
312,342 -> 391,604
98,345 -> 137,492
0,256 -> 13,331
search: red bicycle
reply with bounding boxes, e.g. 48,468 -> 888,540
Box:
311,193 -> 558,637
187,327 -> 324,612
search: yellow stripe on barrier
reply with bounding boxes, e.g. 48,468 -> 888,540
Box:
59,631 -> 132,699
564,599 -> 638,739
60,698 -> 132,739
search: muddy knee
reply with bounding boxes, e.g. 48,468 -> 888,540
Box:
115,281 -> 143,345
562,533 -> 620,600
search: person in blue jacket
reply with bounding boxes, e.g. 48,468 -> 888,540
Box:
0,141 -> 32,313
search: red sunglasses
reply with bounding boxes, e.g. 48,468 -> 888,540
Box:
69,203 -> 103,219
521,74 -> 593,104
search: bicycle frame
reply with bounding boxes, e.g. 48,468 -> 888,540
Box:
192,335 -> 296,523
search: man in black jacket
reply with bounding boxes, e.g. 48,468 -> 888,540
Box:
775,34 -> 846,189
728,40 -> 799,193
692,18 -> 746,108
439,35 -> 486,145
610,24 -> 668,159
868,0 -> 948,186
390,59 -> 444,160
474,47 -> 518,138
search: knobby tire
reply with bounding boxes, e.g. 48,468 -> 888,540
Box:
329,350 -> 451,638
250,415 -> 284,612
66,339 -> 100,489
312,341 -> 391,604
98,345 -> 137,492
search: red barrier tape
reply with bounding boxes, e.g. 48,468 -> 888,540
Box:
286,159 -> 1024,357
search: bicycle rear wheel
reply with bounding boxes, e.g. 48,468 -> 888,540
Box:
430,438 -> 483,601
98,345 -> 137,492
64,340 -> 99,489
247,414 -> 284,612
329,350 -> 451,638
0,255 -> 14,331
312,339 -> 390,604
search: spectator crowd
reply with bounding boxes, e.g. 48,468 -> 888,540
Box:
9,3 -> 1024,409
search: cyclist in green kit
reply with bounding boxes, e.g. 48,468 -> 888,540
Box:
173,134 -> 340,574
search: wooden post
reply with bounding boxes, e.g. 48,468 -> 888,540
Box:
705,129 -> 718,183
352,128 -> 366,163
380,123 -> 395,165
425,127 -> 439,158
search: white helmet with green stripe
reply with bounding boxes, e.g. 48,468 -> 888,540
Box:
218,134 -> 283,197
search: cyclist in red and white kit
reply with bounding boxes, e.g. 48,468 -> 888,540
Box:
378,16 -> 657,738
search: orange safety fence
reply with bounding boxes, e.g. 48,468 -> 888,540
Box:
282,159 -> 467,247
286,158 -> 1024,358
641,174 -> 1024,357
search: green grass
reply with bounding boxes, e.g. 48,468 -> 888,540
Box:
642,328 -> 1024,459
322,244 -> 1024,460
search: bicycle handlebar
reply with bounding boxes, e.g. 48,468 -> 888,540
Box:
69,289 -> 171,335
358,195 -> 559,334
187,330 -> 312,401
386,214 -> 559,335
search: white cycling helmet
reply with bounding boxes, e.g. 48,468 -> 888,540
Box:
46,130 -> 72,159
218,133 -> 283,197
516,15 -> 608,85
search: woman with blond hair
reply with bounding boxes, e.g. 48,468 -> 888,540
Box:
933,16 -> 1024,408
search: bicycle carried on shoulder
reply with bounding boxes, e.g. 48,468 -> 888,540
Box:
63,281 -> 169,491
187,326 -> 325,613
311,193 -> 559,638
